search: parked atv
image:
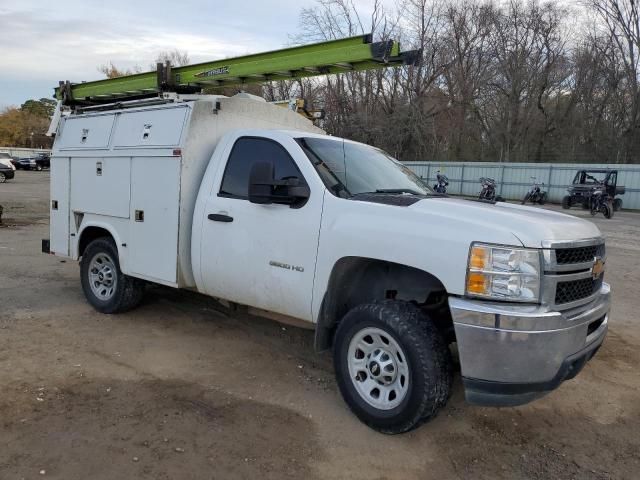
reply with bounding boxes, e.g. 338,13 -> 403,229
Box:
562,170 -> 624,212
589,185 -> 614,219
522,177 -> 547,205
478,177 -> 504,202
433,171 -> 449,194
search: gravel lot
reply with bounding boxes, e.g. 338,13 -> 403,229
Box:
1,171 -> 639,480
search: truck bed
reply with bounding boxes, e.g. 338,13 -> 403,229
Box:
49,95 -> 322,288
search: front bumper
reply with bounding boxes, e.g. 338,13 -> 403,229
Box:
449,283 -> 610,407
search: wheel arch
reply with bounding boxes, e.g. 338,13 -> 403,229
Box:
77,223 -> 124,263
314,256 -> 451,351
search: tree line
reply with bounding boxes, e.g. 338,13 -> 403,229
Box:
0,99 -> 56,149
265,0 -> 639,163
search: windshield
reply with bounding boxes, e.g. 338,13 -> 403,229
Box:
296,137 -> 432,198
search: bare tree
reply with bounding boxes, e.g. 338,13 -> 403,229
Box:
272,0 -> 639,163
152,49 -> 190,67
585,0 -> 640,162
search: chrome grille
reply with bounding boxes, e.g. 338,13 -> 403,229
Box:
556,246 -> 597,265
555,277 -> 603,305
541,238 -> 606,310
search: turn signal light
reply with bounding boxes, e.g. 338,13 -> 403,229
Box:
469,245 -> 488,270
467,272 -> 488,295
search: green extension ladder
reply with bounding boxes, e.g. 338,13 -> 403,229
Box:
55,34 -> 419,105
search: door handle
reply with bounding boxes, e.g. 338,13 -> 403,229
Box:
208,213 -> 233,222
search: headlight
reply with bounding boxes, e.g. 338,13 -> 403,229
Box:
466,243 -> 541,302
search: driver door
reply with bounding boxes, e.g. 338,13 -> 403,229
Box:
199,136 -> 323,322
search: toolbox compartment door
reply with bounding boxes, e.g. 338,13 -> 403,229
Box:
50,157 -> 70,256
112,106 -> 187,148
56,114 -> 115,150
128,156 -> 181,284
70,157 -> 131,218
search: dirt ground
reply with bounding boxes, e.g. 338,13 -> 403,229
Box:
1,171 -> 639,480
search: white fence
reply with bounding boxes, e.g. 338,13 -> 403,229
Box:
404,161 -> 640,210
0,147 -> 51,158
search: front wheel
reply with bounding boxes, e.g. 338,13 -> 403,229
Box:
561,195 -> 572,209
36,164 -> 43,171
0,172 -> 5,183
333,301 -> 452,434
603,201 -> 614,219
521,193 -> 530,205
80,237 -> 145,314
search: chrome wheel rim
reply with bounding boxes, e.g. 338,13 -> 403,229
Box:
347,327 -> 410,410
88,252 -> 117,301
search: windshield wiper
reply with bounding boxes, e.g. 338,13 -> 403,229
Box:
374,188 -> 424,195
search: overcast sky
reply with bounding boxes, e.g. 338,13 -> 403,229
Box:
0,0 -> 383,108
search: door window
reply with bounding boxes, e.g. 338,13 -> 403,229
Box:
219,137 -> 306,199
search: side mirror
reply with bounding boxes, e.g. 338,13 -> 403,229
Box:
248,161 -> 275,204
248,162 -> 310,206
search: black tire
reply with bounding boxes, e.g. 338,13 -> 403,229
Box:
561,195 -> 571,209
36,164 -> 43,171
521,193 -> 530,205
333,300 -> 452,434
80,237 -> 144,314
613,198 -> 623,211
538,192 -> 547,205
603,201 -> 614,219
0,172 -> 5,183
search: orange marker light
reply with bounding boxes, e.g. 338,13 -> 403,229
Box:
467,272 -> 489,295
469,246 -> 488,270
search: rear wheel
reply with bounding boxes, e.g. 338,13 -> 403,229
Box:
333,301 -> 452,434
603,201 -> 614,219
80,237 -> 145,313
561,195 -> 572,209
538,192 -> 547,205
613,198 -> 623,211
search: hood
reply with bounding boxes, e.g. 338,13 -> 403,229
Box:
409,197 -> 602,248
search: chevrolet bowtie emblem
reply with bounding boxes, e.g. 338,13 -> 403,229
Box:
592,257 -> 605,280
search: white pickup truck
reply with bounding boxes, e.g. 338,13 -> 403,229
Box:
45,93 -> 610,433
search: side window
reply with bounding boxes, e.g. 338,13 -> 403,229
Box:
219,137 -> 306,199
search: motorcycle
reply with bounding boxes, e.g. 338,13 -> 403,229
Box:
478,177 -> 503,202
521,177 -> 547,205
590,184 -> 614,219
433,171 -> 449,194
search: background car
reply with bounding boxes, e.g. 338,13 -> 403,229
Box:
18,152 -> 50,171
0,152 -> 20,169
0,159 -> 16,183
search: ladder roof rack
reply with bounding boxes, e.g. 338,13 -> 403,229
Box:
55,34 -> 420,106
